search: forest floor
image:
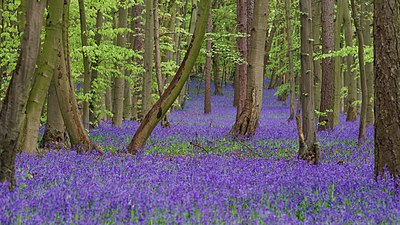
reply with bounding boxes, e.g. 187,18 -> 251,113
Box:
1,80 -> 399,224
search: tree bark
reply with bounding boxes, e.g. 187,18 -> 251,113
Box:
204,4 -> 212,114
319,0 -> 335,130
127,0 -> 211,154
374,0 -> 400,179
112,3 -> 128,127
286,0 -> 295,121
333,0 -> 343,125
235,0 -> 247,114
0,0 -> 46,187
343,0 -> 357,121
78,0 -> 91,129
312,0 -> 322,111
298,0 -> 319,164
231,0 -> 268,137
19,0 -> 64,154
143,0 -> 154,116
350,0 -> 367,146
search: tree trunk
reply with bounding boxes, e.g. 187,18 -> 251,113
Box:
235,0 -> 247,115
333,0 -> 343,125
55,0 -> 97,153
312,0 -> 322,111
78,0 -> 91,129
350,0 -> 367,146
362,1 -> 374,125
131,4 -> 144,120
298,0 -> 320,164
143,0 -> 154,116
112,4 -> 128,127
204,5 -> 212,114
319,0 -> 335,130
0,0 -> 46,187
286,0 -> 295,121
374,0 -> 400,179
154,0 -> 170,127
231,0 -> 268,137
212,44 -> 222,95
343,0 -> 357,121
18,0 -> 64,154
40,77 -> 67,149
127,0 -> 211,154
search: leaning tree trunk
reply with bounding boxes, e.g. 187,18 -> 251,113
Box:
18,0 -> 64,154
319,0 -> 335,130
204,4 -> 212,114
298,0 -> 320,164
231,0 -> 268,137
127,0 -> 211,154
55,0 -> 97,153
350,0 -> 367,146
0,0 -> 46,187
374,0 -> 400,179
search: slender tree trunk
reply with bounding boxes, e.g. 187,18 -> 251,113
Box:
298,0 -> 320,164
343,0 -> 357,121
231,0 -> 268,137
362,1 -> 374,125
235,0 -> 247,115
112,3 -> 128,127
154,0 -> 170,127
350,0 -> 367,146
312,0 -> 322,111
143,0 -> 154,115
55,0 -> 97,153
131,4 -> 144,120
0,0 -> 46,187
40,77 -> 67,149
19,0 -> 64,154
204,5 -> 212,114
333,0 -> 343,125
212,44 -> 222,95
286,0 -> 295,121
127,0 -> 211,154
319,0 -> 335,130
78,0 -> 91,129
374,0 -> 400,179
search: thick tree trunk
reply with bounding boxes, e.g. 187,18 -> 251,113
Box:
40,77 -> 67,149
127,0 -> 211,154
204,5 -> 212,114
19,0 -> 64,154
343,0 -> 357,121
0,0 -> 46,187
231,0 -> 268,137
235,0 -> 247,115
312,0 -> 322,111
143,0 -> 154,115
286,0 -> 295,121
112,4 -> 128,127
78,0 -> 91,129
298,0 -> 319,164
319,0 -> 335,130
350,0 -> 367,146
374,0 -> 400,179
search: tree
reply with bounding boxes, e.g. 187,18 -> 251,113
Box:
374,0 -> 400,179
0,0 -> 46,187
318,0 -> 335,130
204,3 -> 212,114
312,0 -> 322,111
333,0 -> 343,125
127,0 -> 211,154
286,0 -> 295,121
350,0 -> 368,146
298,0 -> 319,164
143,0 -> 154,116
231,0 -> 268,136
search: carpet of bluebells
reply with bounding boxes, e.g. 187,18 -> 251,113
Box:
1,80 -> 399,224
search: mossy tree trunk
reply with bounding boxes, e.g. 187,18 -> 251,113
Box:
127,0 -> 211,154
